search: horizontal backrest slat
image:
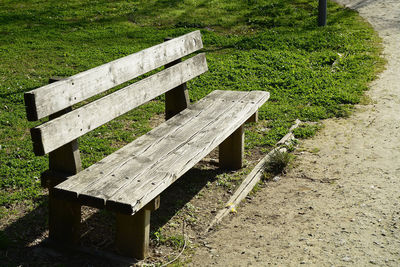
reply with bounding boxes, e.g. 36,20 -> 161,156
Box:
24,30 -> 203,121
30,53 -> 208,155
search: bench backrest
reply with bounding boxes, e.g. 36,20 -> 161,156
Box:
24,31 -> 207,156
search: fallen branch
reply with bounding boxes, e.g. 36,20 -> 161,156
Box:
204,119 -> 301,233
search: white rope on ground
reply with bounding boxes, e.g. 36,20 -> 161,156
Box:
159,220 -> 187,267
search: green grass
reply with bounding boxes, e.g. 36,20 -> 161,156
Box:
293,123 -> 323,139
0,0 -> 383,216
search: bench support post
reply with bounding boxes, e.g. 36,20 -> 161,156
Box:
115,209 -> 151,260
47,77 -> 82,245
165,83 -> 189,120
246,111 -> 258,123
47,126 -> 82,245
48,189 -> 81,243
115,196 -> 160,259
164,38 -> 190,120
219,125 -> 244,170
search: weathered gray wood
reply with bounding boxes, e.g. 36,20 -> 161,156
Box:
31,54 -> 208,155
55,91 -> 268,214
53,91 -> 269,214
47,87 -> 82,179
145,195 -> 161,211
49,139 -> 82,176
24,31 -> 203,121
115,209 -> 151,259
41,170 -> 70,188
105,91 -> 269,214
164,40 -> 190,120
45,81 -> 82,244
114,195 -> 159,259
26,30 -> 270,260
76,91 -> 246,209
53,90 -> 233,204
219,124 -> 244,170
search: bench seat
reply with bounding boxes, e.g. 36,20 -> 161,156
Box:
53,90 -> 269,215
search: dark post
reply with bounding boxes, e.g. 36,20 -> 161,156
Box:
47,77 -> 82,245
318,0 -> 327,26
163,37 -> 190,120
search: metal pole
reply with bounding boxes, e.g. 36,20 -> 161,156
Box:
318,0 -> 327,26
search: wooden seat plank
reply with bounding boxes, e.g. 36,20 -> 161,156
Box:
54,90 -> 269,214
55,91 -> 252,208
77,91 -> 256,207
53,90 -> 234,201
106,91 -> 269,214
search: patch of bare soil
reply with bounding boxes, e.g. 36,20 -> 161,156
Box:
190,0 -> 400,266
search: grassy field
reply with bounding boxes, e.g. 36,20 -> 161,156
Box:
0,0 -> 383,261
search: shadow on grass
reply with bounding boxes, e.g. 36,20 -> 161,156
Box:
0,1 -> 130,30
0,165 -> 223,265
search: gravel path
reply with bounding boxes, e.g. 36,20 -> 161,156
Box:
190,1 -> 400,266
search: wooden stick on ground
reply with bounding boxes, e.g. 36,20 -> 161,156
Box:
205,119 -> 301,233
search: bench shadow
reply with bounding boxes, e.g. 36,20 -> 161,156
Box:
0,195 -> 121,266
150,163 -> 225,232
0,161 -> 224,265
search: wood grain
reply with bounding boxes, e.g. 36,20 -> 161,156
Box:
31,53 -> 208,155
54,90 -> 269,214
24,31 -> 203,121
53,90 -> 233,201
70,91 -> 243,209
219,124 -> 244,170
46,86 -> 82,244
115,209 -> 151,259
164,49 -> 190,120
106,91 -> 269,214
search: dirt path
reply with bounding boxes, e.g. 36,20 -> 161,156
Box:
190,1 -> 400,266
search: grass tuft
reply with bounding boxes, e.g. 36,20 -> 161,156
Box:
264,150 -> 293,175
293,124 -> 323,139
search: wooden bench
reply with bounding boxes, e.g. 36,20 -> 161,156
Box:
24,30 -> 269,259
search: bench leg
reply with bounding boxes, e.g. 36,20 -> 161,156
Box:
164,48 -> 190,120
44,78 -> 83,246
219,124 -> 244,170
115,196 -> 160,259
165,83 -> 189,120
48,190 -> 81,244
115,209 -> 151,260
246,111 -> 258,123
